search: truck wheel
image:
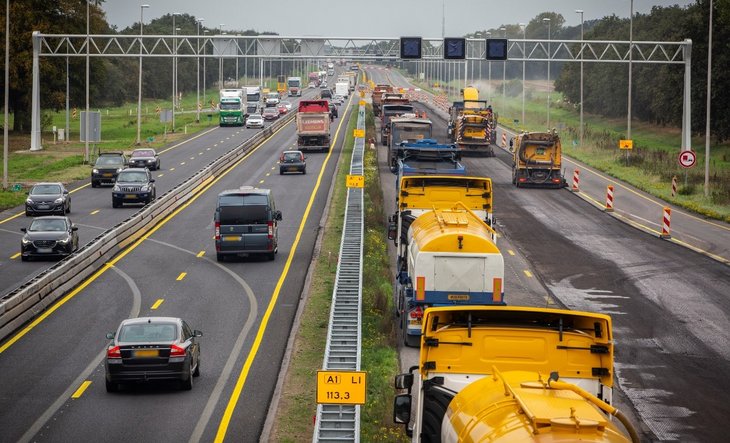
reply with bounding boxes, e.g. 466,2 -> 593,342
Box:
403,323 -> 420,348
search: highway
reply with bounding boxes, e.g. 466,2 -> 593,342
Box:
367,66 -> 730,442
0,85 -> 354,442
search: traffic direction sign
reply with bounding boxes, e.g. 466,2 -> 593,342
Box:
678,150 -> 697,168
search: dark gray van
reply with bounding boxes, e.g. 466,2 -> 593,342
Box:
214,187 -> 282,261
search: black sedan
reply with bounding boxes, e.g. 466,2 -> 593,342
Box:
279,150 -> 306,175
20,216 -> 78,261
25,182 -> 71,216
128,148 -> 161,171
105,317 -> 202,392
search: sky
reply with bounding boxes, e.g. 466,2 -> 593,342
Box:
102,0 -> 696,37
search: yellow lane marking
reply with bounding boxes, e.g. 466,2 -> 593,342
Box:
206,148 -> 211,151
71,381 -> 92,399
0,116 -> 294,356
158,173 -> 165,178
507,250 -> 515,256
196,250 -> 205,258
265,173 -> 270,177
11,252 -> 20,259
199,152 -> 203,155
523,270 -> 533,278
271,166 -> 275,170
170,167 -> 176,171
90,210 -> 100,215
180,162 -> 186,165
214,94 -> 355,442
151,299 -> 164,310
176,272 -> 187,281
259,179 -> 265,184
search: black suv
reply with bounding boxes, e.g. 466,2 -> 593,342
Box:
92,152 -> 127,187
112,168 -> 156,208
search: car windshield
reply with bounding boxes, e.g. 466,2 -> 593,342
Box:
96,156 -> 123,165
132,150 -> 154,157
117,171 -> 148,183
264,108 -> 277,114
29,218 -> 67,232
250,114 -> 262,119
31,184 -> 61,195
118,322 -> 177,343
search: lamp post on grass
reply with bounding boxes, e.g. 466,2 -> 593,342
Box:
576,9 -> 584,148
543,17 -> 551,129
136,4 -> 149,145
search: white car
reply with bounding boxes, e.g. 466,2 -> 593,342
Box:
308,82 -> 316,89
246,113 -> 264,128
265,92 -> 280,106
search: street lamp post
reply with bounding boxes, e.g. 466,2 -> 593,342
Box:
3,0 -> 9,188
543,17 -> 551,129
136,4 -> 149,145
520,23 -> 526,128
576,9 -> 584,148
628,0 -> 633,141
704,0 -> 713,196
203,29 -> 209,107
500,27 -> 506,103
486,32 -> 491,103
196,18 -> 204,123
171,13 -> 179,132
219,24 -> 225,88
85,0 -> 90,162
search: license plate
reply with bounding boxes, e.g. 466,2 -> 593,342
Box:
103,173 -> 113,177
36,248 -> 52,254
223,235 -> 239,241
37,205 -> 49,209
408,320 -> 421,326
134,349 -> 158,358
448,294 -> 470,301
124,194 -> 137,199
288,167 -> 299,172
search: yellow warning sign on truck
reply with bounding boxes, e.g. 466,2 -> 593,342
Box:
316,370 -> 367,405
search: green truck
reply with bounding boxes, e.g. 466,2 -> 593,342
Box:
219,89 -> 246,126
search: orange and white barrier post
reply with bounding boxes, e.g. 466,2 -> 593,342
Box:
660,207 -> 672,239
671,176 -> 677,198
605,185 -> 614,212
571,169 -> 580,192
501,132 -> 507,148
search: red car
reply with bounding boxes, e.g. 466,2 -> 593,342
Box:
277,104 -> 288,114
263,107 -> 280,120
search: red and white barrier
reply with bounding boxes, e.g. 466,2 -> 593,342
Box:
571,169 -> 580,192
502,132 -> 507,148
671,176 -> 677,198
605,185 -> 614,212
661,207 -> 672,238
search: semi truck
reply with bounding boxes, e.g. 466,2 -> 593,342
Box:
510,129 -> 567,188
218,89 -> 246,126
244,86 -> 261,115
296,100 -> 331,152
381,96 -> 415,146
372,84 -> 394,116
335,81 -> 349,98
287,76 -> 302,97
393,305 -> 639,443
447,86 -> 497,156
393,206 -> 504,347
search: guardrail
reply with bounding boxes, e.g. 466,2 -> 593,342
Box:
0,112 -> 297,342
312,104 -> 365,442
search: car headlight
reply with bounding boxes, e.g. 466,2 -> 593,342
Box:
113,184 -> 120,192
140,185 -> 149,192
147,159 -> 154,163
116,168 -> 123,173
92,168 -> 99,174
54,197 -> 64,204
21,237 -> 31,245
57,237 -> 70,244
26,198 -> 33,204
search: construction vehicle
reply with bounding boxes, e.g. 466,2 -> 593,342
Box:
392,206 -> 504,347
394,140 -> 463,177
387,115 -> 433,172
510,129 -> 567,188
287,76 -> 302,97
447,86 -> 497,156
276,75 -> 287,95
393,305 -> 640,443
372,84 -> 394,116
381,95 -> 415,146
218,89 -> 246,126
295,100 -> 331,152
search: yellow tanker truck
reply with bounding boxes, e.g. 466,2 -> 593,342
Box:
510,129 -> 567,188
393,306 -> 639,443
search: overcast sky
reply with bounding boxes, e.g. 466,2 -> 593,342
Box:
102,0 -> 696,37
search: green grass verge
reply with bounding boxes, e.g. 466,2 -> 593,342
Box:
270,103 -> 405,442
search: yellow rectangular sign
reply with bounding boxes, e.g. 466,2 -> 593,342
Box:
316,370 -> 367,405
619,139 -> 633,150
353,128 -> 365,138
346,175 -> 364,188
359,99 -> 366,106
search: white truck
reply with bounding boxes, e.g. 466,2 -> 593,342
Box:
335,81 -> 349,99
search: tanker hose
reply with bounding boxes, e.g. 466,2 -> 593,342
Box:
548,379 -> 640,443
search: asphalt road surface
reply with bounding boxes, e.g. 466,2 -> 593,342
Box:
0,89 -> 355,442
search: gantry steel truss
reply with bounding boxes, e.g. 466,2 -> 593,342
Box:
30,32 -> 692,150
